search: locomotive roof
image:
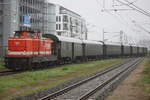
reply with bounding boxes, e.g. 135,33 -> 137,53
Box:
43,34 -> 104,44
43,34 -> 83,43
123,44 -> 132,47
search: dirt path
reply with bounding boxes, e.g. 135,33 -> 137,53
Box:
106,58 -> 149,100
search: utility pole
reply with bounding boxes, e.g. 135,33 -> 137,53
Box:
120,30 -> 123,45
85,27 -> 88,40
103,28 -> 105,42
102,28 -> 109,42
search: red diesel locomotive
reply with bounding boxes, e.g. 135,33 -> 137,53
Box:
5,31 -> 56,70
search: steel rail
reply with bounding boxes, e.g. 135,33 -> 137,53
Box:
39,58 -> 137,100
78,58 -> 143,100
0,70 -> 21,77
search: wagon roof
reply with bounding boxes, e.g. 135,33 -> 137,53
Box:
104,42 -> 122,46
43,34 -> 83,43
82,40 -> 103,45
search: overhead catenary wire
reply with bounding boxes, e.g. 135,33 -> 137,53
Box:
95,0 -> 147,45
113,0 -> 150,43
96,0 -> 140,28
97,0 -> 150,46
123,0 -> 150,16
115,0 -> 150,17
125,14 -> 150,35
116,13 -> 150,39
113,0 -> 138,7
96,0 -> 133,33
96,0 -> 130,26
133,21 -> 150,34
96,0 -> 133,44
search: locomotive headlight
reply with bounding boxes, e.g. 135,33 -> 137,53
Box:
24,51 -> 25,55
15,42 -> 20,46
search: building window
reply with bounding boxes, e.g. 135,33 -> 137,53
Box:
56,24 -> 58,30
56,24 -> 61,30
56,16 -> 58,22
20,6 -> 23,13
63,15 -> 68,22
57,32 -> 61,36
59,24 -> 61,30
76,27 -> 79,33
63,24 -> 68,30
75,20 -> 79,26
20,16 -> 23,23
31,18 -> 34,24
59,16 -> 61,22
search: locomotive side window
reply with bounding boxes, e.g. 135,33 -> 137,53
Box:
27,32 -> 36,38
14,32 -> 22,38
14,31 -> 38,38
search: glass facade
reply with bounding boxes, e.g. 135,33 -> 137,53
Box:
0,0 -> 46,57
19,0 -> 45,32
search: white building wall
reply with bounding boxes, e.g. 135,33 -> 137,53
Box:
55,5 -> 87,39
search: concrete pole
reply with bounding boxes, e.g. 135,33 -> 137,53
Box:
120,30 -> 123,45
103,28 -> 105,42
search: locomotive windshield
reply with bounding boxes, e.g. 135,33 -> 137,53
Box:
14,32 -> 22,38
14,31 -> 37,38
26,32 -> 36,37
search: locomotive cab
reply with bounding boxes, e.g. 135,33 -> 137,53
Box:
13,31 -> 41,39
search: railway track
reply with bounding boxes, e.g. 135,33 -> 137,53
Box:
39,57 -> 143,100
0,70 -> 20,77
0,58 -> 129,77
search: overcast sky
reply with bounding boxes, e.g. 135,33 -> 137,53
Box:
48,0 -> 150,45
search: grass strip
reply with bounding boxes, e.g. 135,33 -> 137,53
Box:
0,58 -> 125,100
142,58 -> 150,93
